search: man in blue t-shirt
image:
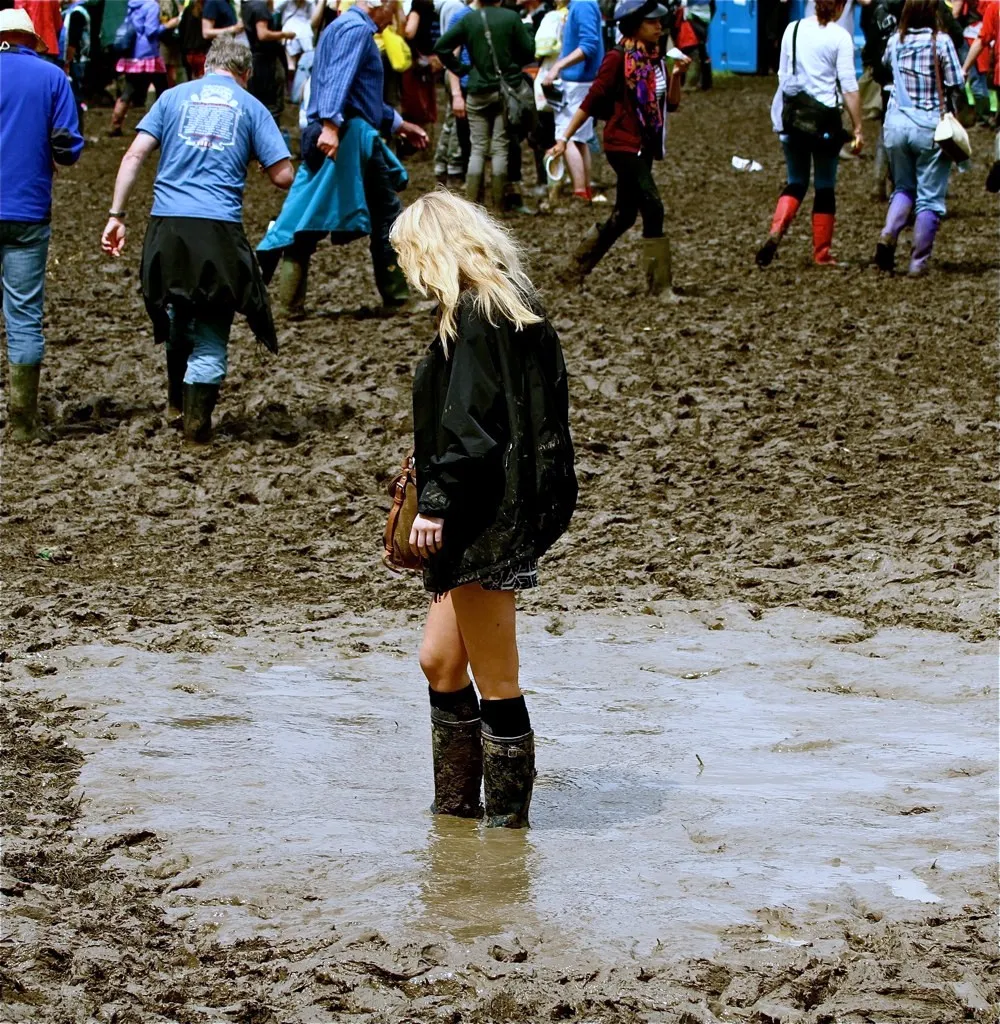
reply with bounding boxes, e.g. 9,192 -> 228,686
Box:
0,8 -> 84,442
101,37 -> 293,443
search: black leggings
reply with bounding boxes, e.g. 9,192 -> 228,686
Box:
603,151 -> 664,242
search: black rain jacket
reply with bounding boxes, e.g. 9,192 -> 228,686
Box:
412,296 -> 577,595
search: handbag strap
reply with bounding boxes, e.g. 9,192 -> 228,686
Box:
791,19 -> 799,76
931,30 -> 946,118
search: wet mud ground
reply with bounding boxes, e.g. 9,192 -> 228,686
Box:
2,77 -> 998,1021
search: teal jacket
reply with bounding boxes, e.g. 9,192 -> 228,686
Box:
257,119 -> 407,253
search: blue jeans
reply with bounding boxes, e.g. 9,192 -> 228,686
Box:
0,221 -> 51,366
883,107 -> 952,216
166,306 -> 233,385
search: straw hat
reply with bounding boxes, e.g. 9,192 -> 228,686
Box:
0,8 -> 48,53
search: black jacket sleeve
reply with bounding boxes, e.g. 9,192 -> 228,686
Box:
418,310 -> 507,518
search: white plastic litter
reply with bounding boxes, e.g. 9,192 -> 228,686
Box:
665,47 -> 687,61
731,155 -> 763,172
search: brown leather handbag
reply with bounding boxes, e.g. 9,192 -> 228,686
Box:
383,454 -> 423,573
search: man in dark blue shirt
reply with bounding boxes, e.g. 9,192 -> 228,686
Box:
276,0 -> 429,313
0,8 -> 83,442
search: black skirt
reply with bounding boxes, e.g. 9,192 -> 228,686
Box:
140,215 -> 278,353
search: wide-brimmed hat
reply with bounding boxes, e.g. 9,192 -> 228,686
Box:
0,8 -> 48,52
613,0 -> 668,23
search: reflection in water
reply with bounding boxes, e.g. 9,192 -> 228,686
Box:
414,816 -> 536,941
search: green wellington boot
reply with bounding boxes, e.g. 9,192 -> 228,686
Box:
166,347 -> 188,422
642,236 -> 676,298
490,172 -> 508,213
482,729 -> 535,829
7,363 -> 42,443
465,173 -> 484,206
277,257 -> 309,318
182,383 -> 220,444
430,708 -> 484,818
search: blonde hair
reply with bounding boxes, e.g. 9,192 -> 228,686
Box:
389,190 -> 542,351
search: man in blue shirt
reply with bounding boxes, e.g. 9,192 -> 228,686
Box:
101,37 -> 293,443
543,0 -> 603,200
276,0 -> 428,313
0,8 -> 83,442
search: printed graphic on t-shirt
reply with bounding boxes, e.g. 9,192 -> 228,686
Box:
178,83 -> 242,151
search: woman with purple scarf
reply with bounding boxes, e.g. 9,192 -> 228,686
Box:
547,0 -> 689,298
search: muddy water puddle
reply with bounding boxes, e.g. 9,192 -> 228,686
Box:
43,605 -> 996,962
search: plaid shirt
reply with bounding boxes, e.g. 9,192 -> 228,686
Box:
884,28 -> 965,112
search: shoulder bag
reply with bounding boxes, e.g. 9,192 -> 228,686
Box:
931,34 -> 971,162
780,20 -> 851,151
480,9 -> 537,140
383,453 -> 423,574
111,9 -> 137,57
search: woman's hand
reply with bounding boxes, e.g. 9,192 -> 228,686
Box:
410,514 -> 444,558
547,139 -> 567,160
670,55 -> 692,75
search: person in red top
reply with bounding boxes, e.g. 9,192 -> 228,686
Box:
547,0 -> 688,298
14,0 -> 61,56
962,0 -> 1000,190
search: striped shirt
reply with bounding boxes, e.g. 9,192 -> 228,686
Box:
306,5 -> 401,133
884,28 -> 964,113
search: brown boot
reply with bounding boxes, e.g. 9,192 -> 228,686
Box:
182,383 -> 219,444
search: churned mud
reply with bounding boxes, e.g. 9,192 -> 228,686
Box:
2,77 -> 998,1021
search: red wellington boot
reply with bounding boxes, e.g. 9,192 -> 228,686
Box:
812,213 -> 837,266
756,195 -> 801,267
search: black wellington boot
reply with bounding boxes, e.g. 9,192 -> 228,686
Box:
182,383 -> 219,444
430,685 -> 483,818
482,728 -> 535,829
166,347 -> 188,422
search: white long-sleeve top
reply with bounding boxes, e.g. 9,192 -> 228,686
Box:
770,16 -> 858,133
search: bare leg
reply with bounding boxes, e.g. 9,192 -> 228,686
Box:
449,584 -> 520,701
565,140 -> 589,197
419,593 -> 471,693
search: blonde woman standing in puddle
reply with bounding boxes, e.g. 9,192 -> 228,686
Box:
389,191 -> 577,829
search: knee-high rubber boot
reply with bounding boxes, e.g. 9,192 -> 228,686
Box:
166,348 -> 187,421
465,172 -> 484,206
490,172 -> 508,212
642,236 -> 674,298
756,194 -> 801,267
874,191 -> 914,273
7,363 -> 42,443
974,93 -> 992,126
812,212 -> 837,265
429,686 -> 483,818
183,383 -> 219,444
277,257 -> 309,317
483,727 -> 534,829
909,210 -> 941,276
566,223 -> 615,285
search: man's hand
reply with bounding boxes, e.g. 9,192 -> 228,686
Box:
318,122 -> 340,160
282,30 -> 297,40
101,217 -> 127,257
398,121 -> 429,149
543,66 -> 558,87
451,92 -> 466,118
409,514 -> 444,558
851,127 -> 864,155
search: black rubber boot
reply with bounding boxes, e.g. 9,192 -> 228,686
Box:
873,240 -> 896,273
429,685 -> 483,818
482,728 -> 535,829
182,383 -> 219,444
7,363 -> 42,443
642,236 -> 676,298
376,260 -> 411,308
166,347 -> 188,422
566,223 -> 614,285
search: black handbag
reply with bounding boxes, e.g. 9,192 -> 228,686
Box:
480,9 -> 537,140
780,21 -> 851,150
